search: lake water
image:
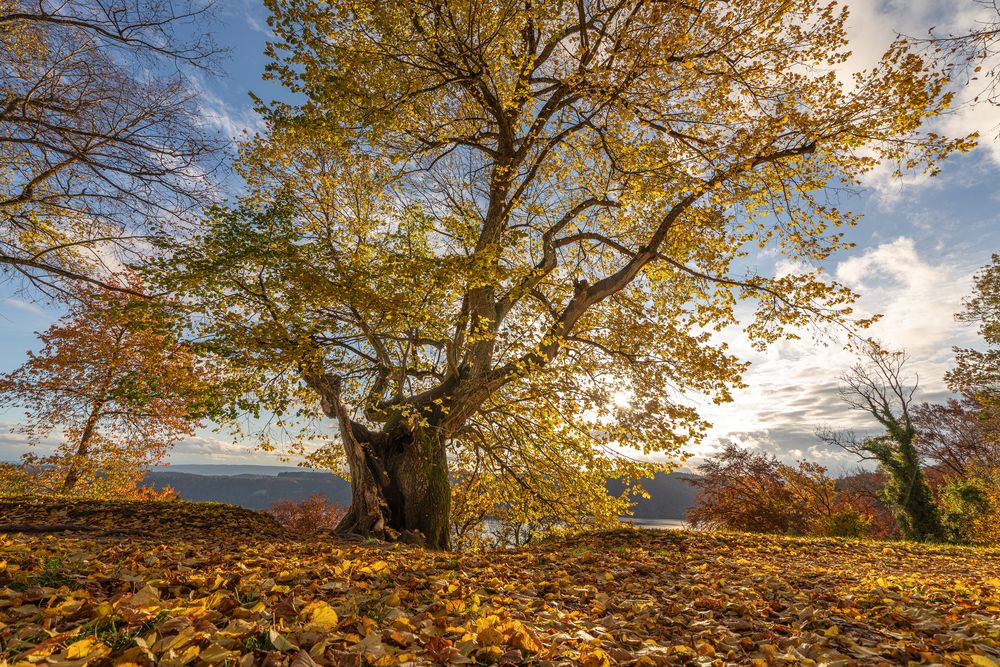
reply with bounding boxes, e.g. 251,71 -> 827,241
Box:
621,518 -> 689,530
478,517 -> 689,546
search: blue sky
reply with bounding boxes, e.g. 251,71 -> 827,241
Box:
1,0 -> 999,471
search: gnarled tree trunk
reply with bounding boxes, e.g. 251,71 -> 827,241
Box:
305,372 -> 452,549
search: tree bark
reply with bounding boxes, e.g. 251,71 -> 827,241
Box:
304,372 -> 452,549
61,401 -> 102,493
62,331 -> 120,494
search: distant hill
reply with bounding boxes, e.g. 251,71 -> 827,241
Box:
153,464 -> 329,477
607,472 -> 700,519
143,470 -> 351,510
143,466 -> 699,518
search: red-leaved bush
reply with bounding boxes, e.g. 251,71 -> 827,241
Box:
267,494 -> 347,533
688,444 -> 884,538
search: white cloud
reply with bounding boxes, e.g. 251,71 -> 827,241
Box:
0,423 -> 58,462
194,80 -> 264,141
691,236 -> 980,472
167,434 -> 277,463
834,236 -> 975,356
166,424 -> 335,467
0,423 -> 318,467
862,163 -> 940,210
2,298 -> 48,319
244,13 -> 274,39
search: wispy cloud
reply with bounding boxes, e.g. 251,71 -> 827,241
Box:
244,12 -> 274,39
2,298 -> 48,319
0,423 -> 56,462
194,78 -> 264,141
0,423 -> 315,468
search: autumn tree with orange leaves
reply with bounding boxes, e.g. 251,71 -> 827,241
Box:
267,494 -> 348,534
0,276 -> 207,498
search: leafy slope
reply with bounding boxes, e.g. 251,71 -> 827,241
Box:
0,501 -> 998,666
0,498 -> 286,540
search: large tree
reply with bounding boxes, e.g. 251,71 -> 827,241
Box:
164,0 -> 970,548
0,275 -> 206,497
0,0 -> 222,293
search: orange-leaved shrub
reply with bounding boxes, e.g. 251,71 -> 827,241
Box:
267,494 -> 347,533
688,444 -> 881,538
914,398 -> 1000,546
834,471 -> 900,540
132,483 -> 181,501
0,464 -> 183,502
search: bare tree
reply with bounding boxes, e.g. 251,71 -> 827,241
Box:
963,1 -> 1000,105
913,396 -> 999,477
925,1 -> 1000,107
818,345 -> 945,542
0,0 -> 224,294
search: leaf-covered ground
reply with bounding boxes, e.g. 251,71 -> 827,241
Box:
1,500 -> 998,666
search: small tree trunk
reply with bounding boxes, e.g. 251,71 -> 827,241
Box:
881,439 -> 944,542
335,418 -> 389,539
898,465 -> 944,542
62,405 -> 101,493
